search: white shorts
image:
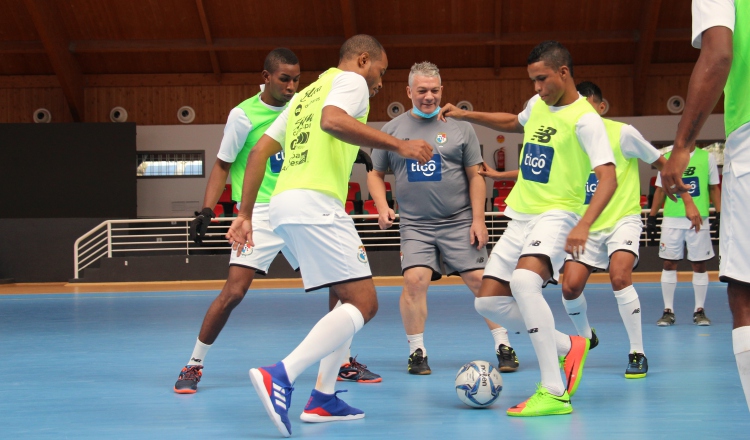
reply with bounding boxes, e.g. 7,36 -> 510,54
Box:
484,210 -> 579,285
720,161 -> 750,283
659,226 -> 714,262
229,204 -> 299,274
270,190 -> 372,291
564,215 -> 642,271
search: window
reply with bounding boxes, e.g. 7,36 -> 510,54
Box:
136,151 -> 205,178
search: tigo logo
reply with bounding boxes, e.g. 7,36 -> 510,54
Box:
521,143 -> 554,183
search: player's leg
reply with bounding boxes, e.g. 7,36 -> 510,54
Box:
249,194 -> 375,436
331,289 -> 381,383
461,269 -> 519,372
690,260 -> 711,324
175,204 -> 287,394
720,164 -> 750,411
686,227 -> 714,325
399,226 -> 440,375
561,260 -> 594,338
609,251 -> 647,378
174,265 -> 255,394
658,227 -> 683,325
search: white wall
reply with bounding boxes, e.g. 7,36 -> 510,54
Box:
136,115 -> 726,218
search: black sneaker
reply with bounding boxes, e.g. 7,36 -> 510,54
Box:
589,328 -> 599,350
693,308 -> 711,326
408,348 -> 431,375
657,309 -> 675,326
496,344 -> 519,372
174,365 -> 203,394
337,356 -> 382,383
625,352 -> 648,379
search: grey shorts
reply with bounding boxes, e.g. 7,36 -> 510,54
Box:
400,218 -> 488,281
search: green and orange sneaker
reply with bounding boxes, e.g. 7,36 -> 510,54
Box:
507,384 -> 573,417
563,335 -> 590,396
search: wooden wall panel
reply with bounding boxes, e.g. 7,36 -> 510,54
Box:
0,88 -> 72,123
0,71 -> 722,124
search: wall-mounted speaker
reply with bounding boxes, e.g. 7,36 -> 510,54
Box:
456,100 -> 473,112
387,102 -> 405,119
33,108 -> 51,123
110,107 -> 128,122
667,95 -> 685,114
177,106 -> 196,124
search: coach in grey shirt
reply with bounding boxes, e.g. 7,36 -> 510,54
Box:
368,62 -> 518,376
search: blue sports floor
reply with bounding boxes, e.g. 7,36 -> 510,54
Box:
2,281 -> 747,439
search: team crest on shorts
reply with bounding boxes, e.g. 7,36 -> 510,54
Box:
659,242 -> 666,252
241,245 -> 253,256
435,132 -> 447,144
357,245 -> 368,264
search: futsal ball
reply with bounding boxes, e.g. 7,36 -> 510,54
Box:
455,360 -> 503,408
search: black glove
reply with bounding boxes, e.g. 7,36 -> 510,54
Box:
190,207 -> 215,245
646,215 -> 658,240
712,212 -> 721,235
354,149 -> 373,172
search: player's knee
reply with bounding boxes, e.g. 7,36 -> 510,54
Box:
561,282 -> 582,300
509,269 -> 544,299
609,272 -> 632,291
219,284 -> 248,310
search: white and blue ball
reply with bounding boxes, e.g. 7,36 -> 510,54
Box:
454,360 -> 503,408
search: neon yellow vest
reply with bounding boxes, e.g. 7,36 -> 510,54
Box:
273,68 -> 369,203
725,0 -> 750,136
584,119 -> 643,231
231,93 -> 288,203
506,97 -> 598,215
663,148 -> 710,217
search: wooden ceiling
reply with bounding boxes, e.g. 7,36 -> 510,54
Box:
1,0 -> 698,121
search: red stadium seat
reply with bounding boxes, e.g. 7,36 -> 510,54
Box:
219,184 -> 233,203
492,197 -> 507,212
363,200 -> 378,215
640,195 -> 648,208
347,182 -> 362,201
345,201 -> 356,215
212,204 -> 224,222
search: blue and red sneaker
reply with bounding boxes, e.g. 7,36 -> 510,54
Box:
300,389 -> 365,423
249,362 -> 295,438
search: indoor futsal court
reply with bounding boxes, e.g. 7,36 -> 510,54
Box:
2,0 -> 749,439
1,279 -> 747,439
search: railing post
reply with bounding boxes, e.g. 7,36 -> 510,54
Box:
107,222 -> 112,258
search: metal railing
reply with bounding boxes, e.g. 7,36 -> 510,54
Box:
73,210 -> 717,279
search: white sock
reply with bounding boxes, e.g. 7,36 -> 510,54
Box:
693,272 -> 709,311
510,269 -> 565,396
491,327 -> 511,349
282,303 -> 364,383
475,296 -> 571,357
661,270 -> 677,311
188,338 -> 211,366
733,327 -> 750,412
562,294 -> 592,338
407,333 -> 425,357
555,332 -> 572,357
614,285 -> 644,355
315,336 -> 352,394
333,300 -> 353,363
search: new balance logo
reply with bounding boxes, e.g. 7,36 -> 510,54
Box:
632,308 -> 641,315
530,126 -> 557,143
530,240 -> 541,247
528,328 -> 539,334
569,312 -> 581,316
477,257 -> 485,263
190,358 -> 202,363
624,240 -> 633,245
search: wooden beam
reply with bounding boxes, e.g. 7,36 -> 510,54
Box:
195,0 -> 221,80
633,0 -> 663,116
22,0 -> 85,121
5,29 -> 694,56
340,0 -> 357,38
0,63 -> 702,89
67,30 -> 638,54
0,41 -> 46,53
493,0 -> 503,76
